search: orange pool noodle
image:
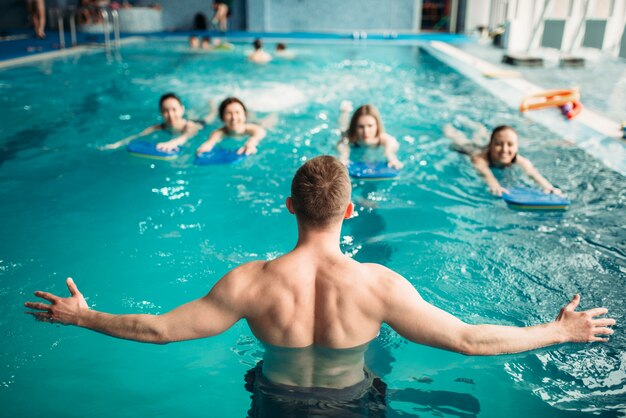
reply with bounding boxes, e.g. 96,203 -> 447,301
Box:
520,88 -> 580,112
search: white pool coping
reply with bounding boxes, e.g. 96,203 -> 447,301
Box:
427,41 -> 626,177
0,36 -> 145,70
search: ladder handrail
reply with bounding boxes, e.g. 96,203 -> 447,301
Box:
53,4 -> 121,59
100,8 -> 112,60
69,6 -> 77,47
110,9 -> 121,52
52,7 -> 65,49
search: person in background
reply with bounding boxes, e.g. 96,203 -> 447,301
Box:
25,0 -> 46,39
200,36 -> 212,50
274,42 -> 295,59
248,38 -> 272,64
78,0 -> 110,25
188,35 -> 200,49
444,117 -> 563,196
196,97 -> 277,156
211,0 -> 231,32
200,36 -> 234,51
101,93 -> 217,152
193,12 -> 208,30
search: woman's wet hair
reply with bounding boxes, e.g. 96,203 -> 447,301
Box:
489,125 -> 516,144
253,38 -> 263,50
218,97 -> 247,120
276,43 -> 286,51
291,156 -> 351,228
159,93 -> 183,109
346,104 -> 385,143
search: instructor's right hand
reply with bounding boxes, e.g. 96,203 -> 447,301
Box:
25,277 -> 89,325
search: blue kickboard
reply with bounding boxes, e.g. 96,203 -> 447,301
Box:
127,140 -> 180,160
194,148 -> 246,165
348,161 -> 400,179
502,187 -> 571,209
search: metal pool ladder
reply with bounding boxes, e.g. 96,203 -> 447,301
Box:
53,4 -> 121,60
99,7 -> 121,60
52,5 -> 76,49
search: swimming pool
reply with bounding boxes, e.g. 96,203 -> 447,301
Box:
1,39 -> 624,417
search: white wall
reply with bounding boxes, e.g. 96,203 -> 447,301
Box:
495,0 -> 626,56
603,0 -> 626,52
246,0 -> 416,33
464,0 -> 491,33
502,0 -> 540,52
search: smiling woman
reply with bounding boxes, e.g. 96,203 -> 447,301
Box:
196,97 -> 271,156
337,103 -> 403,169
101,92 -> 215,153
444,120 -> 563,196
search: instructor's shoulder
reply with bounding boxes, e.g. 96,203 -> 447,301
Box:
362,262 -> 406,284
228,260 -> 267,278
361,263 -> 418,306
213,260 -> 267,297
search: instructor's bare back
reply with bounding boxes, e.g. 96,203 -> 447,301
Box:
25,156 -> 615,390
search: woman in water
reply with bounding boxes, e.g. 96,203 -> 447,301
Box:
196,97 -> 276,156
102,93 -> 216,151
336,102 -> 403,169
444,118 -> 563,196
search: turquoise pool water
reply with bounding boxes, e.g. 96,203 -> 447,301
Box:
1,40 -> 624,417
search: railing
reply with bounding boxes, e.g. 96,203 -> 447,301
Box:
50,4 -> 121,60
98,7 -> 121,60
51,6 -> 76,49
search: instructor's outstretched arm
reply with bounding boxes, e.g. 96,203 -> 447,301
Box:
382,270 -> 615,355
25,275 -> 244,344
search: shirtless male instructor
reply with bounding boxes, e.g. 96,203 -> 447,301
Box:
25,155 -> 615,416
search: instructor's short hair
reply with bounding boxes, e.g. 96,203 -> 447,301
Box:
291,156 -> 351,227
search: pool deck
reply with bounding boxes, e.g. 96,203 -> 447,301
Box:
1,29 -> 624,176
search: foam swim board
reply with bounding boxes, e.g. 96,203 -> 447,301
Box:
194,148 -> 246,165
215,43 -> 235,51
348,161 -> 400,179
482,70 -> 521,79
127,140 -> 180,160
502,187 -> 570,210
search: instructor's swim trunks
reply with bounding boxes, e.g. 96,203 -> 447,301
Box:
244,362 -> 387,417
